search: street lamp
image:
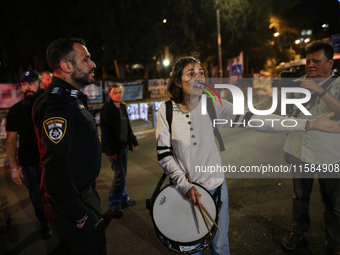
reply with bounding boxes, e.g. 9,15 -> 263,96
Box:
274,32 -> 279,37
217,9 -> 223,78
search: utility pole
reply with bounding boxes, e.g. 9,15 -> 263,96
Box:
217,9 -> 223,78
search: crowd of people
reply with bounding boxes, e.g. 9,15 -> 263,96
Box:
4,38 -> 340,255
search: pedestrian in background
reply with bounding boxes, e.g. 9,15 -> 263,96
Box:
6,70 -> 52,239
282,40 -> 340,255
41,70 -> 53,90
100,83 -> 139,218
32,38 -> 106,254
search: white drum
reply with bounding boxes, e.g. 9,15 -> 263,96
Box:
151,183 -> 218,253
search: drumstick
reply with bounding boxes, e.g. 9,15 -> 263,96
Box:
187,182 -> 200,228
186,174 -> 221,232
202,206 -> 221,231
186,174 -> 211,236
184,174 -> 200,229
196,196 -> 212,236
191,200 -> 200,229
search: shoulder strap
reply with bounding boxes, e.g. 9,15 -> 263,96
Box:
165,100 -> 173,134
292,75 -> 338,118
207,97 -> 225,152
149,101 -> 171,211
145,172 -> 167,211
156,100 -> 174,157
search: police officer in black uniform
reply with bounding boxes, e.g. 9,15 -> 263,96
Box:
32,38 -> 106,254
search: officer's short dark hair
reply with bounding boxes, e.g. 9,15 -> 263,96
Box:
168,53 -> 206,104
306,40 -> 334,60
46,38 -> 86,71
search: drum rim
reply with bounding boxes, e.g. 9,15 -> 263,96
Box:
150,182 -> 218,247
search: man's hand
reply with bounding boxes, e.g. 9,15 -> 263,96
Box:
76,214 -> 88,229
301,79 -> 323,94
184,186 -> 201,204
309,112 -> 340,133
11,169 -> 24,186
110,155 -> 117,160
134,145 -> 139,150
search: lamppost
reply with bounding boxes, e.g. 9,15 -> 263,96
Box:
217,9 -> 223,78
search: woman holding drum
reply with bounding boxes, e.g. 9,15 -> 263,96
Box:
155,54 -> 340,254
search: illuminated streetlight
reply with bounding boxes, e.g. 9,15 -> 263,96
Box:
322,23 -> 329,28
274,32 -> 279,37
304,38 -> 310,43
163,19 -> 167,24
295,39 -> 300,44
163,59 -> 170,67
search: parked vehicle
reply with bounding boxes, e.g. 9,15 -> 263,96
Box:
274,53 -> 340,78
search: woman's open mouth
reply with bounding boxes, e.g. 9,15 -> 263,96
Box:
193,82 -> 205,89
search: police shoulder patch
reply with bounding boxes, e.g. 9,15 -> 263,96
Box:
43,117 -> 67,144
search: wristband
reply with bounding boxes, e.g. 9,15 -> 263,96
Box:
318,89 -> 328,98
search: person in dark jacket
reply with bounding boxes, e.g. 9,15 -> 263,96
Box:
6,70 -> 52,239
32,38 -> 106,254
100,83 -> 139,218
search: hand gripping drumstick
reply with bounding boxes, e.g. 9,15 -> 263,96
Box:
186,174 -> 212,235
186,174 -> 221,232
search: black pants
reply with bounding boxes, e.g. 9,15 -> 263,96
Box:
44,183 -> 107,255
21,165 -> 49,227
286,154 -> 340,251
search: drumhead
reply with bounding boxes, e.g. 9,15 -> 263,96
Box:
152,183 -> 217,243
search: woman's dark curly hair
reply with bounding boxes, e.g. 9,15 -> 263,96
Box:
168,53 -> 206,103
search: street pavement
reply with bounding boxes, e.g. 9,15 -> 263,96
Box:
0,89 -> 329,255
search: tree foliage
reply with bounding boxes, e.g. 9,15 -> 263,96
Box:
0,0 -> 300,81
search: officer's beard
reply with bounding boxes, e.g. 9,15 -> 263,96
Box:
23,87 -> 42,106
71,64 -> 95,88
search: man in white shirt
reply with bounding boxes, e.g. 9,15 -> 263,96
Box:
282,40 -> 340,255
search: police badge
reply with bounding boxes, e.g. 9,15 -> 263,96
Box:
43,117 -> 67,144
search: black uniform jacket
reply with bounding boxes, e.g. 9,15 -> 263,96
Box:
100,100 -> 138,156
32,77 -> 101,221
